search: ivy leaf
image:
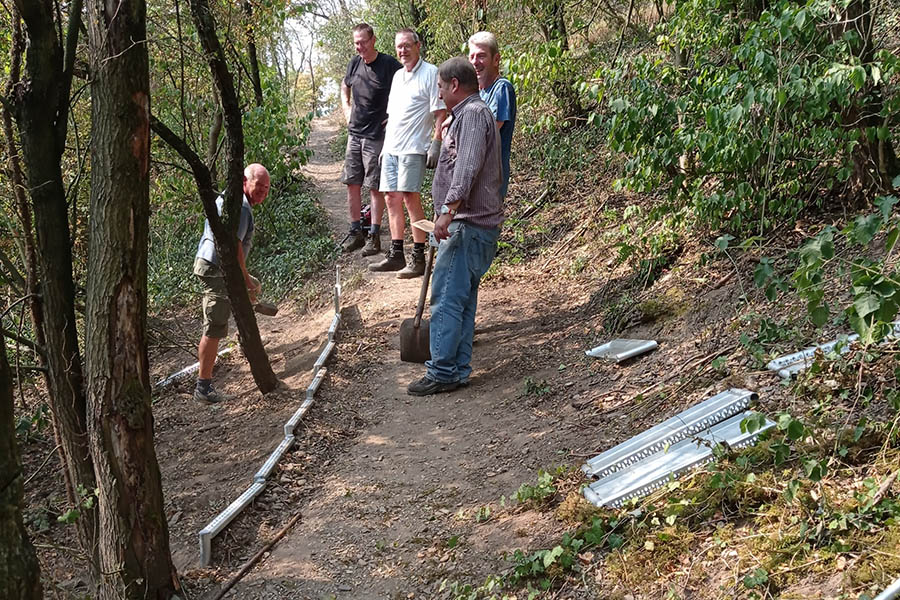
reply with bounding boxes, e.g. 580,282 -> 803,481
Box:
853,293 -> 880,318
848,213 -> 882,245
809,302 -> 829,327
873,195 -> 898,221
715,234 -> 734,251
850,65 -> 866,90
543,545 -> 565,568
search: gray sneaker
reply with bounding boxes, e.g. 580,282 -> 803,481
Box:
193,386 -> 229,404
361,233 -> 381,257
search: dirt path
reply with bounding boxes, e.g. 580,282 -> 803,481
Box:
183,117 -> 599,599
147,117 -> 750,600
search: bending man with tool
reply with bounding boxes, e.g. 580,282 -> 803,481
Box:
193,163 -> 270,403
407,57 -> 503,396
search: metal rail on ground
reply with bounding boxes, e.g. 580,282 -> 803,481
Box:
197,265 -> 342,566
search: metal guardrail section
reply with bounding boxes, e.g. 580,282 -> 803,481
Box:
283,367 -> 329,436
585,339 -> 658,362
328,314 -> 341,342
583,411 -> 774,508
197,265 -> 342,565
313,340 -> 335,374
199,481 -> 266,566
254,435 -> 296,483
768,321 -> 900,379
154,347 -> 233,389
582,388 -> 757,478
334,265 -> 342,316
874,575 -> 900,600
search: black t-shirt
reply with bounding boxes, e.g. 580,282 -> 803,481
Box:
344,52 -> 402,140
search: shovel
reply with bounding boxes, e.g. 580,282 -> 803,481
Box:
399,245 -> 435,363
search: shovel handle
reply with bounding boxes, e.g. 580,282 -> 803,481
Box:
413,246 -> 436,328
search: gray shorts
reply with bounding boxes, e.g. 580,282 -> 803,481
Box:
379,153 -> 426,193
340,134 -> 383,189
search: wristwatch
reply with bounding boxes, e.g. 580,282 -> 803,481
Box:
439,204 -> 457,216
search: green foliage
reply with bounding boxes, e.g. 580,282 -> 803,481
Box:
595,0 -> 899,232
514,469 -> 558,506
754,194 -> 900,342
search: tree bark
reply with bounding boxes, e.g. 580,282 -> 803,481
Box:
10,0 -> 100,573
241,1 -> 264,107
83,0 -> 177,598
0,333 -> 43,600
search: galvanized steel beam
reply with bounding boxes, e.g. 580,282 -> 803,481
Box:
582,388 -> 757,478
583,411 -> 774,508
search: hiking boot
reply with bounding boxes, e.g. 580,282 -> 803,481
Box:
369,248 -> 406,272
396,250 -> 425,279
193,385 -> 230,404
342,229 -> 366,253
407,376 -> 459,396
361,233 -> 381,257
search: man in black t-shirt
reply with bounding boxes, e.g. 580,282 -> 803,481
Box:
340,23 -> 402,254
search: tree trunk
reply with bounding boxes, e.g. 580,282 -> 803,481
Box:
83,1 -> 177,598
0,334 -> 43,600
186,0 -> 278,393
11,0 -> 100,574
242,1 -> 264,107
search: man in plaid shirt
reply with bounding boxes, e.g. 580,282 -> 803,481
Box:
407,57 -> 503,396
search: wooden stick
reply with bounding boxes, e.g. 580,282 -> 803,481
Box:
207,511 -> 303,600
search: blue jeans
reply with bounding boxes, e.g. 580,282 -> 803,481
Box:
426,221 -> 499,383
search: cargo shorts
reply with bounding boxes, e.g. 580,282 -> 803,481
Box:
340,133 -> 383,190
194,258 -> 230,339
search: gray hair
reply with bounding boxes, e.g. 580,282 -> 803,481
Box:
468,31 -> 499,56
396,28 -> 420,44
438,57 -> 478,92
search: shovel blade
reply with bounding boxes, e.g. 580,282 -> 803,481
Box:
400,317 -> 431,363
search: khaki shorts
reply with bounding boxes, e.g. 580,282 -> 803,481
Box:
194,258 -> 230,338
340,134 -> 383,190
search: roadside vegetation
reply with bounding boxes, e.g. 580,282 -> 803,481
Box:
2,0 -> 899,598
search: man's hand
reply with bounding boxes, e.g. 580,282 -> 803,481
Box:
434,213 -> 453,241
247,275 -> 261,304
426,139 -> 442,169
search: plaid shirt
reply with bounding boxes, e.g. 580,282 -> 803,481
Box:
432,93 -> 503,229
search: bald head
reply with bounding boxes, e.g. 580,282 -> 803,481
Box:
243,163 -> 270,206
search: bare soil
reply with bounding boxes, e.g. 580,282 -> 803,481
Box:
21,116 -> 824,600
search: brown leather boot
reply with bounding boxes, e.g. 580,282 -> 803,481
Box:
361,233 -> 381,257
369,247 -> 406,272
342,229 -> 366,253
396,249 -> 425,279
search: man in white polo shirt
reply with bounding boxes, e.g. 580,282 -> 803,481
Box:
369,28 -> 446,278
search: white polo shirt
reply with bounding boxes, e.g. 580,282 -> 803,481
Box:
383,58 -> 445,156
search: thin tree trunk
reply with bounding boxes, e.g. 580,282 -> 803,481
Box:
84,0 -> 176,597
207,107 -> 223,187
182,0 -> 277,393
242,1 -> 264,107
3,3 -> 47,401
11,0 -> 100,576
0,332 -> 43,600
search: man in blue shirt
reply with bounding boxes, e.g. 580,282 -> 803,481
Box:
468,31 -> 516,199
